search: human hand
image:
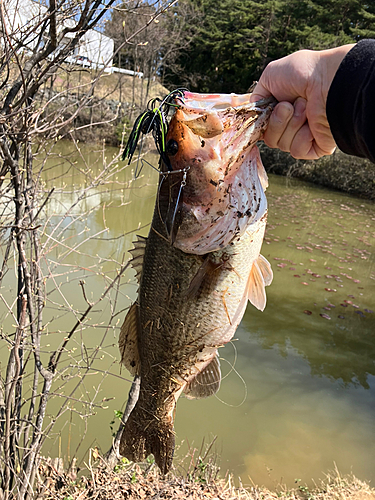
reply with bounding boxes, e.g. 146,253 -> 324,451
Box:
250,45 -> 354,159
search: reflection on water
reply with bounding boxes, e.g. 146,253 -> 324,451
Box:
3,142 -> 373,488
262,184 -> 375,389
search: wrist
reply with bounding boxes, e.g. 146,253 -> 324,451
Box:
318,44 -> 355,96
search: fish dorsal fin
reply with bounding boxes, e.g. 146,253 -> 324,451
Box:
184,354 -> 221,399
129,235 -> 147,283
247,255 -> 273,312
254,146 -> 269,191
119,302 -> 141,376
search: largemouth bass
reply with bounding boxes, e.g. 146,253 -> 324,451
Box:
119,91 -> 275,474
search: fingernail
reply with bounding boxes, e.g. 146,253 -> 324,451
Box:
249,93 -> 261,103
294,98 -> 306,117
275,103 -> 293,123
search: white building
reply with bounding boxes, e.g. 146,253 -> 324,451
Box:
5,0 -> 114,69
76,30 -> 114,67
5,0 -> 46,50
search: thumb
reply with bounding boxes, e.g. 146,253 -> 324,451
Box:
249,81 -> 272,103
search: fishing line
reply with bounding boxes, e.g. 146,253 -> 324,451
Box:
159,166 -> 191,177
134,139 -> 146,178
213,341 -> 248,408
137,157 -> 160,178
218,340 -> 238,382
156,173 -> 166,225
125,156 -> 160,203
214,358 -> 248,408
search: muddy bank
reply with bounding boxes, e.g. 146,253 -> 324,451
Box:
36,455 -> 375,500
38,90 -> 132,146
260,145 -> 375,200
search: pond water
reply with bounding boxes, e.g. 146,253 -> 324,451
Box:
2,142 -> 374,488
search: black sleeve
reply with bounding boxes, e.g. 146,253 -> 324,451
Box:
326,39 -> 375,163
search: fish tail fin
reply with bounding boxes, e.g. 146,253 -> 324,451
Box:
119,404 -> 175,474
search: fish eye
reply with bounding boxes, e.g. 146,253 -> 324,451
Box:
166,139 -> 179,156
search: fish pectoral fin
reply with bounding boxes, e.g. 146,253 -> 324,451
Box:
247,254 -> 272,312
184,354 -> 221,400
129,235 -> 147,283
185,256 -> 220,300
119,302 -> 141,376
257,254 -> 273,286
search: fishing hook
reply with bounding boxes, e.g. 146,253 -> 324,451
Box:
168,166 -> 189,244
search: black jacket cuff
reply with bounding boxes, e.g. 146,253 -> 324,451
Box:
326,39 -> 375,163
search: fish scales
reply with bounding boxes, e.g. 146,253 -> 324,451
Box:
119,91 -> 275,474
139,212 -> 267,363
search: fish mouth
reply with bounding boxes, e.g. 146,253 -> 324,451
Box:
170,91 -> 277,165
122,88 -> 276,172
175,91 -> 253,111
175,91 -> 276,112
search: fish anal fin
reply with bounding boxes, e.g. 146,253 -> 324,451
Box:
184,354 -> 221,399
119,302 -> 141,376
129,235 -> 147,283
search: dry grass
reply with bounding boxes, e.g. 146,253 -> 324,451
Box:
50,63 -> 168,104
36,454 -> 375,500
32,63 -> 170,145
8,59 -> 167,104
